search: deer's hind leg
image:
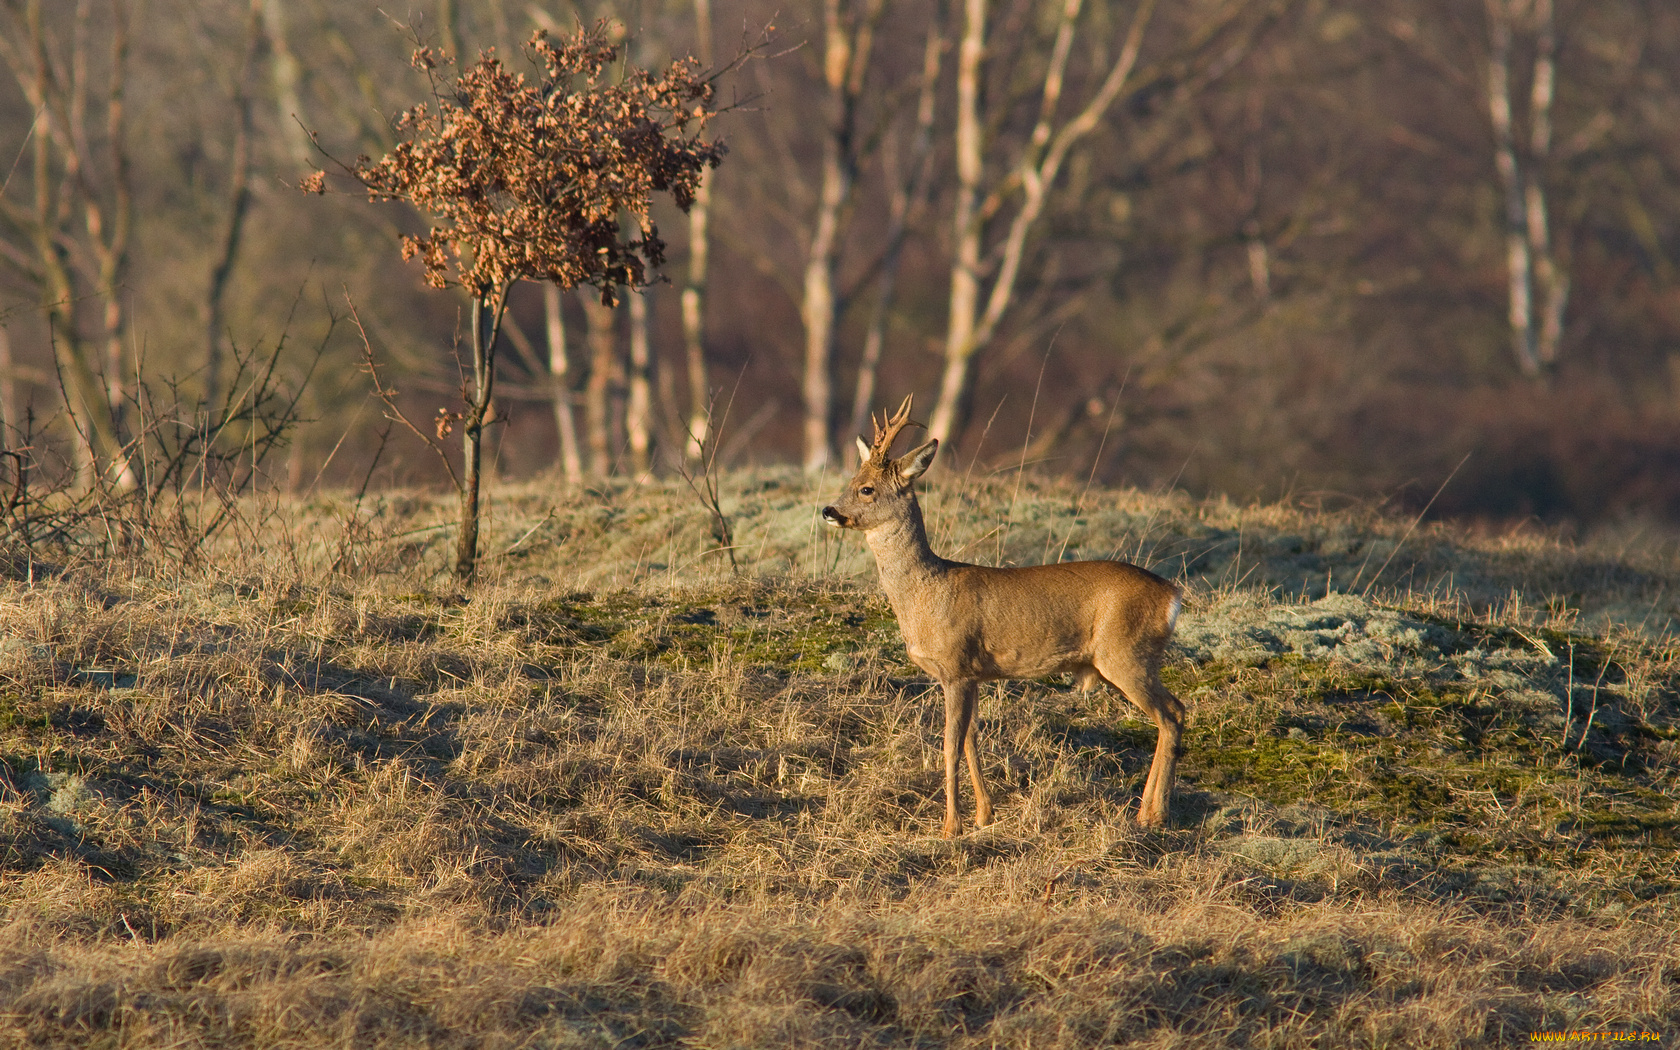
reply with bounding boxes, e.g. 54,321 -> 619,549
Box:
965,700 -> 993,828
1092,654 -> 1184,828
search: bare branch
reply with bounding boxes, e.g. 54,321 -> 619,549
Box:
344,290 -> 461,494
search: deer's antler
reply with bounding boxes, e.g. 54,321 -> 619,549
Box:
868,395 -> 923,463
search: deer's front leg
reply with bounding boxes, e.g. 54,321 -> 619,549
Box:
942,679 -> 978,837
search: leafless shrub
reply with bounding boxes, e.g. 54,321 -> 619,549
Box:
678,388 -> 740,573
0,325 -> 319,575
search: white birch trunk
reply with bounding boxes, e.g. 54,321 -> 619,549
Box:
848,13 -> 946,465
582,296 -> 619,478
1526,0 -> 1567,366
1485,0 -> 1569,377
1487,0 -> 1540,377
260,0 -> 312,170
928,0 -> 987,451
681,0 -> 714,461
544,283 -> 583,483
628,289 -> 653,476
800,0 -> 883,473
930,0 -> 1154,448
0,323 -> 13,445
9,0 -> 129,488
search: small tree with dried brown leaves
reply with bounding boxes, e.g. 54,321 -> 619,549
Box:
305,24 -> 725,581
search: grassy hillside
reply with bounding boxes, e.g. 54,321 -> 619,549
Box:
2,469 -> 1678,1047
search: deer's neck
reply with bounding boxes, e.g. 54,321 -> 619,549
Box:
864,498 -> 946,595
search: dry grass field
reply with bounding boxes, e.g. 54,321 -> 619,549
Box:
2,468 -> 1678,1047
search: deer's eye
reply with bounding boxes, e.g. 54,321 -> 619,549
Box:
859,486 -> 875,497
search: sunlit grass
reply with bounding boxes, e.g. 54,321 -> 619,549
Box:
2,469 -> 1676,1047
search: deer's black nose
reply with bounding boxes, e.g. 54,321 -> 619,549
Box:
821,506 -> 847,527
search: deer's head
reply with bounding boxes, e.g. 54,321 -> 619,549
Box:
821,396 -> 938,532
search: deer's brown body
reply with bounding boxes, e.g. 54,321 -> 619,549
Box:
823,397 -> 1184,835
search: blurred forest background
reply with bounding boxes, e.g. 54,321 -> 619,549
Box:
3,0 -> 1680,528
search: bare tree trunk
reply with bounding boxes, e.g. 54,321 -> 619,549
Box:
544,283 -> 583,483
1526,0 -> 1567,367
798,0 -> 845,474
929,0 -> 987,452
800,0 -> 885,473
627,288 -> 653,475
1486,0 -> 1539,378
81,0 -> 133,479
848,7 -> 945,465
655,328 -> 681,467
928,0 -> 1155,449
455,288 -> 505,581
681,171 -> 713,460
1242,87 -> 1270,302
32,95 -> 96,486
582,295 -> 619,478
205,0 -> 262,410
437,0 -> 461,61
799,195 -> 839,473
3,0 -> 126,488
261,0 -> 313,170
0,323 -> 13,445
680,0 -> 714,461
17,0 -> 82,487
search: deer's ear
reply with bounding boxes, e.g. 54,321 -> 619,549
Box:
855,436 -> 871,463
896,439 -> 938,480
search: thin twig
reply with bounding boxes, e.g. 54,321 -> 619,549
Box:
501,507 -> 558,557
1360,451 -> 1471,597
345,290 -> 461,493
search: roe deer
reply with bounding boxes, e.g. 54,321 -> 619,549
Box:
822,396 -> 1184,835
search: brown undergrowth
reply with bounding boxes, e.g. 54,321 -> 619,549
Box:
1,471 -> 1678,1047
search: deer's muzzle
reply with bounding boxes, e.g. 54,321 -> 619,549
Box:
821,506 -> 850,528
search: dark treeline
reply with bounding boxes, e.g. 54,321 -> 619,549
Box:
2,0 -> 1678,526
